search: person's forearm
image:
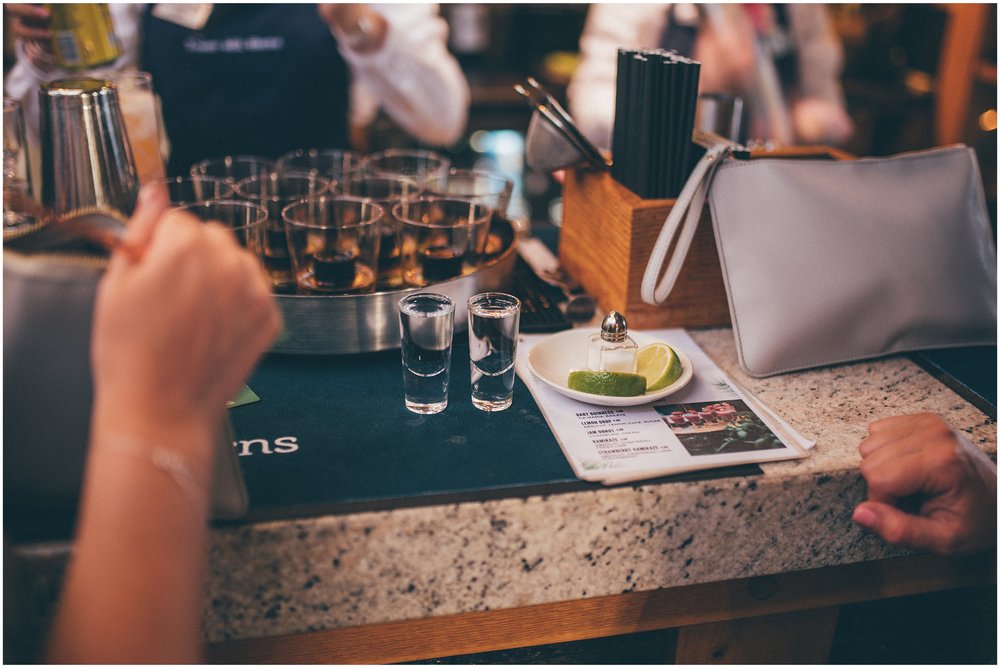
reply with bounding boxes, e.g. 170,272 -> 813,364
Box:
46,410 -> 216,664
339,5 -> 469,146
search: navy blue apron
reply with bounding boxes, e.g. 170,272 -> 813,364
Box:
142,4 -> 350,176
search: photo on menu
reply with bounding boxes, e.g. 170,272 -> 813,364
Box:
654,400 -> 785,456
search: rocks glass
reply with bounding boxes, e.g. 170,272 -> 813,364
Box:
174,199 -> 267,257
235,171 -> 330,291
151,174 -> 233,206
190,155 -> 276,184
276,148 -> 361,183
393,196 -> 493,287
419,167 -> 513,220
339,173 -> 421,289
361,148 -> 451,181
281,195 -> 384,295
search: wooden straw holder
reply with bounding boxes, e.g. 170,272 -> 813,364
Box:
559,168 -> 728,329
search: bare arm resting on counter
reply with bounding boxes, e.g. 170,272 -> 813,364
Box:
853,413 -> 997,557
45,188 -> 281,663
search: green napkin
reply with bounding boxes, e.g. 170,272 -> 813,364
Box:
227,384 -> 260,408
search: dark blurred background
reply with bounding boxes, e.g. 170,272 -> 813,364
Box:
4,4 -> 996,226
375,3 -> 998,231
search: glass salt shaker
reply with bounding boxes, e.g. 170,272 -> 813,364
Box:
587,311 -> 638,372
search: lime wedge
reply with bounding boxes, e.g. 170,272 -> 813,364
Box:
636,343 -> 683,391
567,370 -> 647,397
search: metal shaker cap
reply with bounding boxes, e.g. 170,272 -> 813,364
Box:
600,311 -> 629,342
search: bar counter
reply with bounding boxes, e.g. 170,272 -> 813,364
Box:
11,328 -> 996,663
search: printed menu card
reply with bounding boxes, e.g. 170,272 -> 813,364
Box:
516,329 -> 815,485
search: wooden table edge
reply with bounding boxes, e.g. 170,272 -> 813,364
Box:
207,550 -> 996,664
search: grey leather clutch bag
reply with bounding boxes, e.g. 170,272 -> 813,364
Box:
707,145 -> 997,377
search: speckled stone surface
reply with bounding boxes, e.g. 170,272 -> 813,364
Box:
10,329 -> 996,646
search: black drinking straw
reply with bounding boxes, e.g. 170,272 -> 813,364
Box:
611,48 -> 629,184
610,48 -> 701,199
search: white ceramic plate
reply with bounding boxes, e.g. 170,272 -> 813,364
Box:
524,329 -> 694,407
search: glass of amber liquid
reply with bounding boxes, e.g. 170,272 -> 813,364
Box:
235,171 -> 330,292
394,196 -> 493,287
282,195 -> 385,295
338,173 -> 422,289
175,200 -> 267,259
105,71 -> 166,185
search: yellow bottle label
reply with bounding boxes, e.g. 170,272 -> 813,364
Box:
48,4 -> 121,70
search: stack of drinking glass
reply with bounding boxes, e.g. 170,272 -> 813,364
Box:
153,148 -> 515,297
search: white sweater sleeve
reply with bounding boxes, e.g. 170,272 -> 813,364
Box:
567,4 -> 669,152
337,4 -> 470,147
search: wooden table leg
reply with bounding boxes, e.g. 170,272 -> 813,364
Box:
673,606 -> 840,664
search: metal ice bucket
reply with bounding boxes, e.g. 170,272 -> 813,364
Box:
271,217 -> 518,355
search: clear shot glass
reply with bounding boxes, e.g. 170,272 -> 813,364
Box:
398,293 -> 455,414
467,292 -> 521,412
174,199 -> 267,258
151,174 -> 233,206
361,148 -> 451,181
234,170 -> 330,292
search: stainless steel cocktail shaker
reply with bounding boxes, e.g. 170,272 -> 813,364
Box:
39,77 -> 139,215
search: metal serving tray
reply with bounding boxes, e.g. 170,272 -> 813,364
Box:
271,218 -> 517,355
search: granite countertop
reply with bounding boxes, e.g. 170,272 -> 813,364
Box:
14,328 -> 996,645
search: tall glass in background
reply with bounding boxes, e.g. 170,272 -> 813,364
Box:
3,98 -> 33,227
398,293 -> 455,414
339,173 -> 421,289
467,292 -> 520,412
107,71 -> 166,184
235,171 -> 330,291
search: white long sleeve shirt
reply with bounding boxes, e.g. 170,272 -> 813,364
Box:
4,3 -> 470,162
567,4 -> 848,151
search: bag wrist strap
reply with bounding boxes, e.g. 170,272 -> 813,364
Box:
640,141 -> 733,305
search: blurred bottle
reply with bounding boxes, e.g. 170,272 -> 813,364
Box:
446,4 -> 489,71
47,4 -> 121,71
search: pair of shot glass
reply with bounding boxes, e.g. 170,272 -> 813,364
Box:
398,292 -> 521,414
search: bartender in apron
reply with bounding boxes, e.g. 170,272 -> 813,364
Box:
4,3 -> 470,178
143,4 -> 351,175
